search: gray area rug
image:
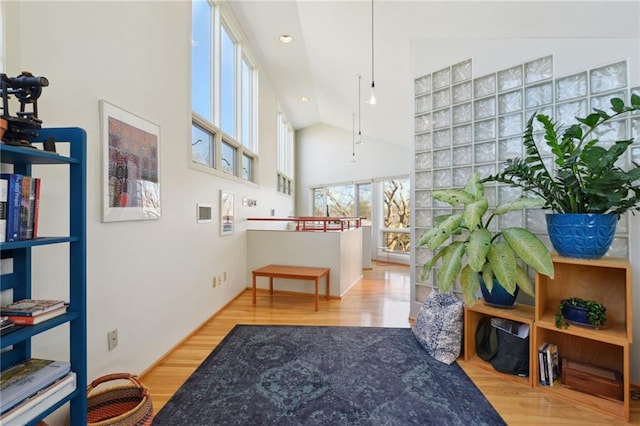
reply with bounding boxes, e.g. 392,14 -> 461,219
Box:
153,325 -> 506,425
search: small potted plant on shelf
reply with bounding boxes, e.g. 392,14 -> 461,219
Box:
485,95 -> 640,259
556,297 -> 607,329
418,172 -> 555,306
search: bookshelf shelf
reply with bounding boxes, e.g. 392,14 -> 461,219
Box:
0,128 -> 87,424
533,256 -> 632,421
464,302 -> 535,387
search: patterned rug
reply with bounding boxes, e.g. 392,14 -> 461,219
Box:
153,325 -> 505,425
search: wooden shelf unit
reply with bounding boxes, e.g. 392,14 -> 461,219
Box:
533,255 -> 632,421
464,302 -> 535,387
463,256 -> 632,421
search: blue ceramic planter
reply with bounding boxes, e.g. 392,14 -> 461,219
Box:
546,213 -> 617,259
561,301 -> 591,325
479,275 -> 519,307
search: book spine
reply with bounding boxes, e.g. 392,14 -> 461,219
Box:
1,174 -> 22,242
5,316 -> 40,325
32,178 -> 41,238
19,175 -> 32,240
542,344 -> 550,386
538,342 -> 548,386
548,344 -> 559,386
0,177 -> 7,243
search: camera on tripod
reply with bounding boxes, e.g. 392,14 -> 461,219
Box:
1,71 -> 49,147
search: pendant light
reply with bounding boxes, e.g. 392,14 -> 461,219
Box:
367,0 -> 377,105
357,74 -> 363,144
351,113 -> 357,163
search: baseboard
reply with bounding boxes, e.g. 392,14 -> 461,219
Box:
138,287 -> 246,379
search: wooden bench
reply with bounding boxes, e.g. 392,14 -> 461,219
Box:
251,264 -> 330,311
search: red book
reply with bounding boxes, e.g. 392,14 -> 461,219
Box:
5,307 -> 67,325
32,178 -> 41,238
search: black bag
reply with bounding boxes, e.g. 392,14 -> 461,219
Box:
475,317 -> 529,377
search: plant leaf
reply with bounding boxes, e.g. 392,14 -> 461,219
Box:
494,196 -> 545,215
463,199 -> 488,231
464,171 -> 484,199
460,265 -> 480,306
436,241 -> 465,292
487,242 -> 517,295
515,265 -> 535,298
433,189 -> 475,206
502,227 -> 555,278
421,248 -> 446,281
482,263 -> 494,293
426,214 -> 463,250
467,228 -> 491,272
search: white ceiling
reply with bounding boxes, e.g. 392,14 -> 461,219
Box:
226,1 -> 640,147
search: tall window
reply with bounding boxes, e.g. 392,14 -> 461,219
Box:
191,1 -> 258,182
382,178 -> 410,253
276,111 -> 294,194
357,183 -> 372,225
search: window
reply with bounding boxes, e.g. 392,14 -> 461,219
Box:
313,188 -> 325,215
191,124 -> 213,167
276,111 -> 294,194
326,184 -> 355,217
220,24 -> 235,138
221,140 -> 236,175
382,178 -> 410,253
357,183 -> 372,225
190,1 -> 257,182
312,182 -> 372,220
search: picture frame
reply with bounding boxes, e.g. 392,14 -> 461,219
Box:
220,191 -> 235,236
100,100 -> 161,222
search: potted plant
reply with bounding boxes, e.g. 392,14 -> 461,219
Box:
418,172 -> 555,306
555,297 -> 607,329
485,95 -> 640,258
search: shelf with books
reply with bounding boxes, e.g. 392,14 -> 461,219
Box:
533,256 -> 632,421
0,127 -> 87,425
463,302 -> 535,387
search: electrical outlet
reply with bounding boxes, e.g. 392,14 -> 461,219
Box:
217,276 -> 222,285
108,329 -> 118,351
212,277 -> 217,287
223,272 -> 227,281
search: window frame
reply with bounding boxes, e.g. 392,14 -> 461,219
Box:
276,110 -> 294,195
190,0 -> 258,184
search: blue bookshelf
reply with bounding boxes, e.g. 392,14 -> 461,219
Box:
1,128 -> 87,424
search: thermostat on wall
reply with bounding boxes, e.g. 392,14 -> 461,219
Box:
197,203 -> 213,223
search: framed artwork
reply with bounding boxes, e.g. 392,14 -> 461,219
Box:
220,191 -> 235,235
100,100 -> 161,222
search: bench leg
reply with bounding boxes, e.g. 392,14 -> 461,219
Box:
252,273 -> 257,305
326,274 -> 330,300
269,277 -> 274,294
315,279 -> 319,311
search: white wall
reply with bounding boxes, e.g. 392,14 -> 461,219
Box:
4,0 -> 294,387
410,37 -> 640,382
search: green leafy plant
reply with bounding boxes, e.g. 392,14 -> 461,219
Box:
418,172 -> 554,305
485,95 -> 640,218
555,297 -> 607,328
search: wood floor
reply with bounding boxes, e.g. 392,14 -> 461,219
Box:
140,263 -> 640,425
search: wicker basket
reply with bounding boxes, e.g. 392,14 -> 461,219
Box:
85,373 -> 153,426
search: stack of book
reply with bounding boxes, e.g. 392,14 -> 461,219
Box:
0,299 -> 67,325
0,173 -> 42,243
0,358 -> 76,425
538,342 -> 560,386
0,317 -> 23,336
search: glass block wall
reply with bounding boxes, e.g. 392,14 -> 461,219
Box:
413,56 -> 640,302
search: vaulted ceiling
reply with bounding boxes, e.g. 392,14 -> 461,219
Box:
227,1 -> 640,148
